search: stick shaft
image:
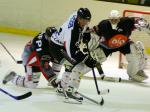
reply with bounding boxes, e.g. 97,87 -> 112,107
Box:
86,43 -> 100,95
0,42 -> 22,64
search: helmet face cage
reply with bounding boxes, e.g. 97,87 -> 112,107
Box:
109,10 -> 120,19
77,8 -> 91,20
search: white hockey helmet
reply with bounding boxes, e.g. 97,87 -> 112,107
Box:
109,10 -> 120,19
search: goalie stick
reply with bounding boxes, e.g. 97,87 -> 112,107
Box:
0,42 -> 23,64
84,75 -> 146,83
100,75 -> 147,83
0,88 -> 32,100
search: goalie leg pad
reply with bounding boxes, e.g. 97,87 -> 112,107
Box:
130,70 -> 148,82
125,42 -> 148,82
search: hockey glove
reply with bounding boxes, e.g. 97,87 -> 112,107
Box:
84,55 -> 97,68
82,32 -> 91,44
45,27 -> 57,37
135,18 -> 149,31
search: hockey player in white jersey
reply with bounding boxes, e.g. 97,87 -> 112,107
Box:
47,8 -> 97,101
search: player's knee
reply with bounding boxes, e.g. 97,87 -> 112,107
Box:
25,81 -> 39,88
25,66 -> 41,88
126,42 -> 148,81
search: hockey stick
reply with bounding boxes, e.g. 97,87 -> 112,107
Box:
100,75 -> 137,83
84,75 -> 137,83
61,49 -> 77,65
78,92 -> 104,106
84,75 -> 121,82
85,43 -> 101,95
0,42 -> 23,64
96,62 -> 104,75
0,88 -> 32,100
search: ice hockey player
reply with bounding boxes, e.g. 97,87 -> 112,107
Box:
88,9 -> 149,82
48,8 -> 97,102
2,27 -> 61,88
58,10 -> 150,101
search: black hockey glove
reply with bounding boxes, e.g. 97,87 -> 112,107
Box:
45,27 -> 57,37
82,27 -> 91,44
74,50 -> 87,64
82,32 -> 91,44
84,55 -> 97,68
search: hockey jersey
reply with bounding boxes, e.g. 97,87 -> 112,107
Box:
51,12 -> 87,61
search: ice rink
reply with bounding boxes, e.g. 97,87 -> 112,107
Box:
0,33 -> 150,112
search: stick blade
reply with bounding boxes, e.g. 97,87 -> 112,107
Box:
15,92 -> 32,100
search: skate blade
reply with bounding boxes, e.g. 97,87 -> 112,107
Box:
63,97 -> 82,104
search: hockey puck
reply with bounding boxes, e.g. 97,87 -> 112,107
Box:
17,60 -> 23,64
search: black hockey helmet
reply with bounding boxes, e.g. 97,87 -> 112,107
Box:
45,27 -> 57,37
77,8 -> 91,20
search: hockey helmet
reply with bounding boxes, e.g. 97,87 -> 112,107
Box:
77,8 -> 91,20
45,27 -> 57,37
109,10 -> 120,19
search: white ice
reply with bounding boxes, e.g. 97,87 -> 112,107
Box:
0,33 -> 150,112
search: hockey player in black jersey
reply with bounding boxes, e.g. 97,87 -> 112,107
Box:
3,27 -> 60,88
86,10 -> 149,82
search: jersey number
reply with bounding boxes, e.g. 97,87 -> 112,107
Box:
36,40 -> 42,51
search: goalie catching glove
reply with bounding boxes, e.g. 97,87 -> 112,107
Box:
135,18 -> 150,33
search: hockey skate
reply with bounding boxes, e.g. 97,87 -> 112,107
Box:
2,71 -> 16,84
56,82 -> 64,95
48,76 -> 58,88
65,86 -> 83,102
56,83 -> 83,103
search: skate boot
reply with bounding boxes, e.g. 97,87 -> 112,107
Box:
2,71 -> 16,84
48,76 -> 58,88
56,82 -> 64,95
65,86 -> 83,102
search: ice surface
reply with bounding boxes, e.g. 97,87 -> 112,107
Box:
0,33 -> 150,112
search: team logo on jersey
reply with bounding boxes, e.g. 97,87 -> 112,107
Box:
68,15 -> 76,28
108,34 -> 129,48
